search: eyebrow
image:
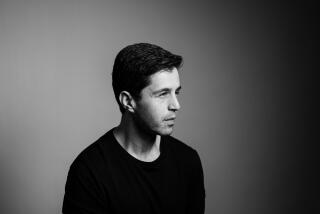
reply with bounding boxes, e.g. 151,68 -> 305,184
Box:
152,86 -> 182,95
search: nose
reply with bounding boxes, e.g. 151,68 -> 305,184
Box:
168,94 -> 181,111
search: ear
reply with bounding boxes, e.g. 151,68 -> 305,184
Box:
119,91 -> 136,113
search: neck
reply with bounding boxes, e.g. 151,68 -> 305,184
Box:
113,112 -> 161,162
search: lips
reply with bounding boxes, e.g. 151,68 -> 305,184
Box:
164,116 -> 176,126
164,116 -> 176,121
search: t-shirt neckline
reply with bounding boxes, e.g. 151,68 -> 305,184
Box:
110,127 -> 166,169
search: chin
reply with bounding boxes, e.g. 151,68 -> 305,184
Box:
156,127 -> 174,136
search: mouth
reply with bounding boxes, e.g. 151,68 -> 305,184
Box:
164,116 -> 176,121
164,117 -> 176,126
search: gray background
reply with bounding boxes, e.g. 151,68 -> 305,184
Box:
0,0 -> 315,214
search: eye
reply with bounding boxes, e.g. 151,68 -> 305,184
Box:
175,90 -> 181,95
158,92 -> 169,97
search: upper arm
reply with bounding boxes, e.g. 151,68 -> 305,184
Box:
62,159 -> 108,214
187,150 -> 206,214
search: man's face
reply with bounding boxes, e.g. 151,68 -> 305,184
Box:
133,67 -> 181,136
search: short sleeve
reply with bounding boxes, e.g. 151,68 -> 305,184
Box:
187,150 -> 206,214
62,158 -> 108,214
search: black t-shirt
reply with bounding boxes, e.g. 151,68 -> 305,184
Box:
62,128 -> 205,214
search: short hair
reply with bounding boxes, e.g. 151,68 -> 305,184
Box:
112,43 -> 183,113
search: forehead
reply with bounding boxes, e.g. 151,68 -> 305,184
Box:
146,67 -> 180,91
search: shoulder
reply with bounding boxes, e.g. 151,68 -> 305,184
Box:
69,129 -> 114,175
163,135 -> 201,165
164,135 -> 194,152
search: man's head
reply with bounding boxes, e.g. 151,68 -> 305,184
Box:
112,43 -> 183,114
112,43 -> 183,136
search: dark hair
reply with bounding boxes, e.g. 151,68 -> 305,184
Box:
112,43 -> 183,113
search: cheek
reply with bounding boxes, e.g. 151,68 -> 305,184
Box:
145,105 -> 162,122
138,101 -> 167,123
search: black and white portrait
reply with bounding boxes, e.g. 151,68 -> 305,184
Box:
0,0 -> 315,214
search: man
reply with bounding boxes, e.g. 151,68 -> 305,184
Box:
62,43 -> 205,214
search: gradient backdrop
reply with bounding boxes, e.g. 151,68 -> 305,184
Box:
0,0 -> 315,214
